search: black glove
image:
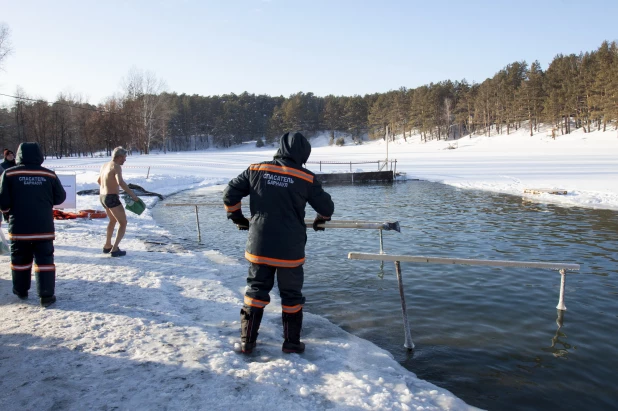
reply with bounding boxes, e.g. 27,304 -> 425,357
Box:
231,215 -> 250,231
312,214 -> 330,232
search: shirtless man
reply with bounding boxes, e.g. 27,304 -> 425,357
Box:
97,147 -> 139,257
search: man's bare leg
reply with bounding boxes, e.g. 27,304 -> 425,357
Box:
104,208 -> 117,250
106,205 -> 127,252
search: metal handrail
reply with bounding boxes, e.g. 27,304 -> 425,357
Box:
163,202 -> 400,250
165,203 -> 220,207
348,252 -> 580,350
348,253 -> 579,271
306,220 -> 400,232
306,160 -> 382,165
304,159 -> 397,172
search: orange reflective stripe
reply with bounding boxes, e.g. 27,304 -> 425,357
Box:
224,202 -> 242,212
282,304 -> 303,314
250,164 -> 313,183
8,233 -> 56,241
245,251 -> 305,268
244,295 -> 269,308
6,170 -> 56,179
34,264 -> 55,272
10,263 -> 33,271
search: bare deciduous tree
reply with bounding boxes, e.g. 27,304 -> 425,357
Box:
0,23 -> 12,71
123,68 -> 170,154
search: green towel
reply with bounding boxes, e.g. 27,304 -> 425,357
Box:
124,196 -> 146,215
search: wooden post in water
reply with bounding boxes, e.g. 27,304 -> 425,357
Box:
394,261 -> 414,350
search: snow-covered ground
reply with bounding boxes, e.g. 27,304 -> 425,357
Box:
1,125 -> 616,410
43,124 -> 618,211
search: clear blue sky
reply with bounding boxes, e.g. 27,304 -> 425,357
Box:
1,0 -> 617,105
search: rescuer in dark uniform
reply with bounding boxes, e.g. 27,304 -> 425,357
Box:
223,131 -> 334,354
0,142 -> 66,307
0,148 -> 16,172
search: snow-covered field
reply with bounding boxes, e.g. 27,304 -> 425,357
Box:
40,124 -> 618,211
1,125 -> 616,410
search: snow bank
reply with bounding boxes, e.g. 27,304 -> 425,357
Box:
0,191 -> 474,410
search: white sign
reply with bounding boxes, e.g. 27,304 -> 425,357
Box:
55,173 -> 77,209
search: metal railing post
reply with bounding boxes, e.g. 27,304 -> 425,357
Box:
379,229 -> 385,275
348,252 -> 579,351
166,206 -> 401,243
195,205 -> 202,242
557,269 -> 567,311
394,261 -> 414,350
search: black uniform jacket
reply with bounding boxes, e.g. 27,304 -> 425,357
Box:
223,132 -> 334,267
0,143 -> 66,241
0,159 -> 16,172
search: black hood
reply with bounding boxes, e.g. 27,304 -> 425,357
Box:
16,142 -> 44,165
274,132 -> 311,165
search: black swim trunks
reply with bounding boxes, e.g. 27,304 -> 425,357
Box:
100,194 -> 122,209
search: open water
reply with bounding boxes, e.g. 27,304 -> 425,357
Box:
152,181 -> 618,410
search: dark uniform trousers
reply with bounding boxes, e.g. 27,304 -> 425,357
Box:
11,240 -> 55,298
245,263 -> 305,309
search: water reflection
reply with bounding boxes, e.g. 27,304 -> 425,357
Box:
543,310 -> 571,359
377,260 -> 385,278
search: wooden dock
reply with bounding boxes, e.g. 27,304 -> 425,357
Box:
316,171 -> 394,184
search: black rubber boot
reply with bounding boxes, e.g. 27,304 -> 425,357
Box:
12,289 -> 28,300
40,295 -> 56,308
282,309 -> 305,354
240,305 -> 263,354
36,271 -> 55,302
